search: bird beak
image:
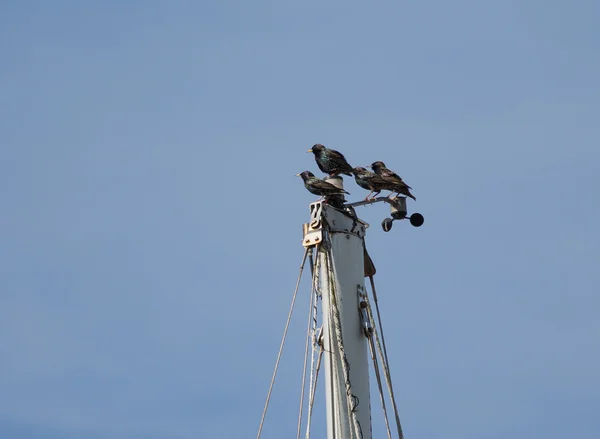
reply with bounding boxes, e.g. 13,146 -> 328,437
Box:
307,149 -> 313,153
295,173 -> 301,177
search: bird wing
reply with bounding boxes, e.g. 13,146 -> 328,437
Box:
394,181 -> 412,190
329,151 -> 354,175
311,179 -> 349,194
327,148 -> 348,162
365,174 -> 390,185
381,169 -> 411,187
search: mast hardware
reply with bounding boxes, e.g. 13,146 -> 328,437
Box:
346,196 -> 424,233
303,201 -> 369,247
302,201 -> 325,247
357,285 -> 373,337
389,197 -> 407,220
314,326 -> 324,348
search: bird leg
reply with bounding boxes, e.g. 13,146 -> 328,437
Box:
364,191 -> 373,201
370,191 -> 381,201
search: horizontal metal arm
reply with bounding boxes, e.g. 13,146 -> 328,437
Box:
345,196 -> 396,208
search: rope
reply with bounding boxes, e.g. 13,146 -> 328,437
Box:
305,251 -> 322,439
369,276 -> 392,377
325,248 -> 363,439
256,244 -> 404,439
326,281 -> 339,439
256,247 -> 309,439
367,276 -> 404,439
305,346 -> 323,439
297,250 -> 317,439
367,336 -> 393,439
308,247 -> 315,277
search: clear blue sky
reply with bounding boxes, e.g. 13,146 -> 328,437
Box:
1,1 -> 599,438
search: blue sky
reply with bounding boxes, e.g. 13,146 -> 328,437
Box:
1,1 -> 599,438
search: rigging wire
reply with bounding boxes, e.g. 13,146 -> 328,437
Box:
305,249 -> 323,439
297,248 -> 318,439
255,241 -> 407,439
305,347 -> 323,439
367,335 -> 394,439
367,276 -> 404,439
256,247 -> 309,439
369,276 -> 392,379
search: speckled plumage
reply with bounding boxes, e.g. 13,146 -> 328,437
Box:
352,167 -> 391,200
308,144 -> 354,177
296,171 -> 350,198
370,161 -> 416,201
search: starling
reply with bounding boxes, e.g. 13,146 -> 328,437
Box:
296,171 -> 350,199
307,144 -> 354,177
352,167 -> 391,200
370,161 -> 416,201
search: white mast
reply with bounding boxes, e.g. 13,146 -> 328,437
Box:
320,207 -> 371,439
300,177 -> 424,439
303,176 -> 372,439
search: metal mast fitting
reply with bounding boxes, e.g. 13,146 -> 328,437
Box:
347,196 -> 424,233
302,178 -> 373,439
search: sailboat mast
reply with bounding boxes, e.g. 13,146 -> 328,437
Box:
304,176 -> 372,439
258,161 -> 423,439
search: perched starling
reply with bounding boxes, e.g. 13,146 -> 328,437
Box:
296,171 -> 350,199
307,144 -> 354,177
370,161 -> 416,201
352,167 -> 391,200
